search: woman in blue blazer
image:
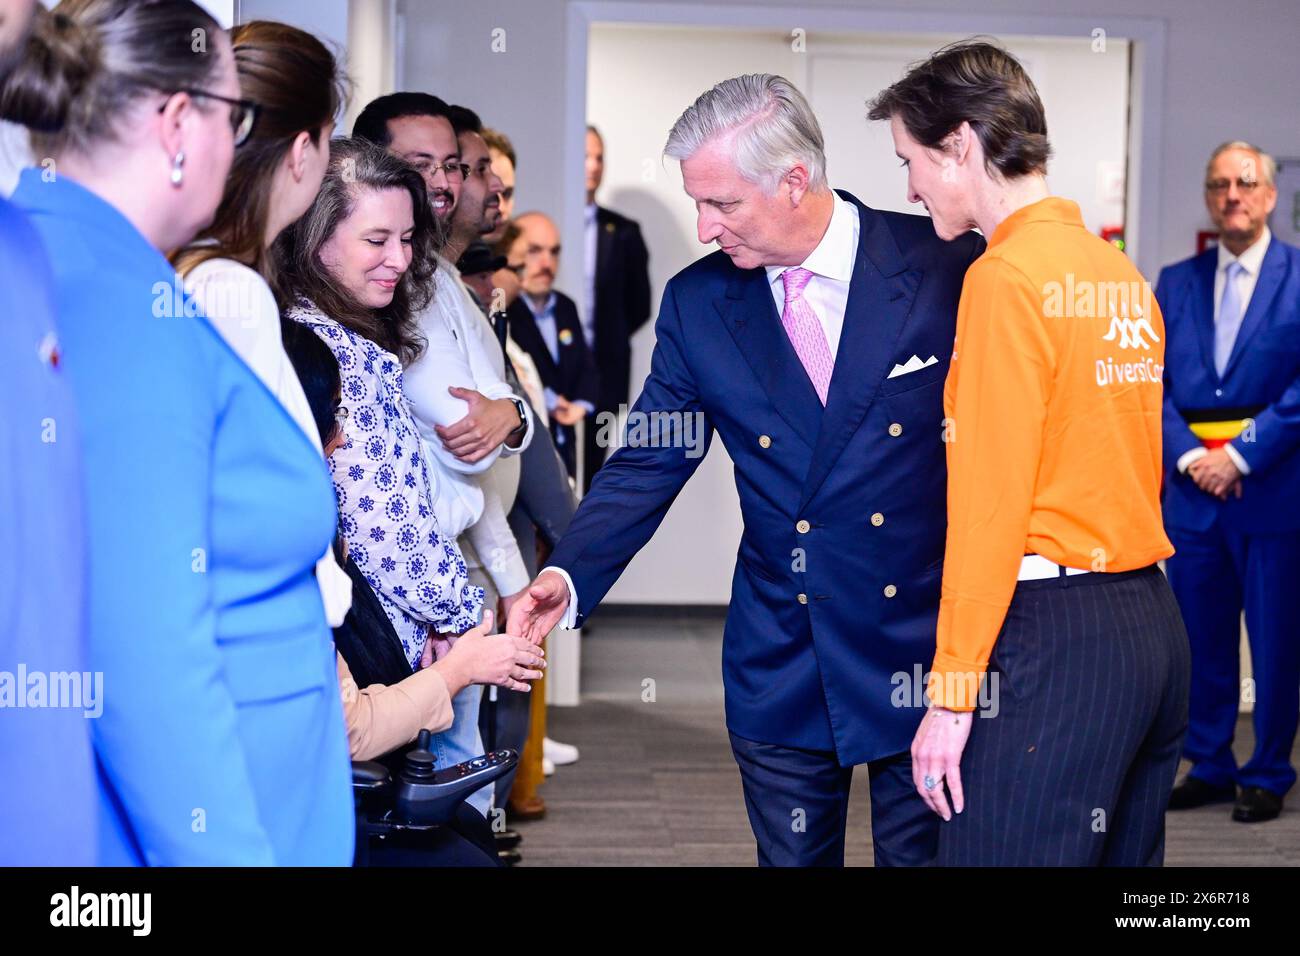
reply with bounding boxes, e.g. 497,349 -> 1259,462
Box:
3,1 -> 352,864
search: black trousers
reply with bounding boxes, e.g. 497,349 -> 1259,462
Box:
937,565 -> 1190,866
729,733 -> 938,866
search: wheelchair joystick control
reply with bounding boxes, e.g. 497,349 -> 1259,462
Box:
391,728 -> 520,826
402,729 -> 437,780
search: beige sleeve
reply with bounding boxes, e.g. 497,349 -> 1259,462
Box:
337,652 -> 457,761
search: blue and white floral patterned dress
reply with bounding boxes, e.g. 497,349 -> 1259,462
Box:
289,299 -> 484,667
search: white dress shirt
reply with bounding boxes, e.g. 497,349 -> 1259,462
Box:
185,257 -> 354,627
543,190 -> 860,630
1175,227 -> 1272,477
404,255 -> 534,598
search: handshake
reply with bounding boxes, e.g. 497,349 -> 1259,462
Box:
416,571 -> 573,692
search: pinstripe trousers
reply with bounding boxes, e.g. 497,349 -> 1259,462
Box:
937,565 -> 1190,866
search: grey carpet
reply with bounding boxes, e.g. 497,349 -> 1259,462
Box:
512,611 -> 1298,866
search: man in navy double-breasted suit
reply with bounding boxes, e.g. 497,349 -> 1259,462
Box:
510,75 -> 982,865
1159,141 -> 1300,824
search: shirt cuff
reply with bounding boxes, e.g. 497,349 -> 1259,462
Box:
1224,442 -> 1252,475
1176,446 -> 1209,474
925,650 -> 988,713
539,564 -> 580,630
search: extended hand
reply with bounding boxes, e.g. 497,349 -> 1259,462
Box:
435,388 -> 519,463
444,610 -> 545,692
911,704 -> 973,821
506,570 -> 571,645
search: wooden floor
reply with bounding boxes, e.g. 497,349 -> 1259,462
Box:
515,611 -> 1298,867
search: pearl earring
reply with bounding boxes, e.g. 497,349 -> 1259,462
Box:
170,151 -> 185,186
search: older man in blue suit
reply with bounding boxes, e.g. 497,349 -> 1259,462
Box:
509,75 -> 982,866
1159,141 -> 1300,824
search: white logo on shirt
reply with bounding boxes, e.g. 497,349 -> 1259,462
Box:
1101,305 -> 1159,350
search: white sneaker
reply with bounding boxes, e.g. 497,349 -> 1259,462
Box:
542,756 -> 555,777
543,736 -> 579,766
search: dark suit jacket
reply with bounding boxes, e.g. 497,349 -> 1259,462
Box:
508,291 -> 599,476
593,205 -> 652,410
508,291 -> 600,411
549,190 -> 984,765
1157,236 -> 1300,532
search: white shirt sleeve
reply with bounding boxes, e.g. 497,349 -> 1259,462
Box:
450,277 -> 535,456
539,565 -> 580,630
1224,442 -> 1252,475
465,475 -> 531,597
423,436 -> 485,539
1176,446 -> 1209,474
404,299 -> 501,476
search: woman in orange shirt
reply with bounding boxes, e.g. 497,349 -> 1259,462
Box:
869,40 -> 1190,865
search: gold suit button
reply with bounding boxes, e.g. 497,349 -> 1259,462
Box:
871,512 -> 884,527
759,434 -> 772,449
796,519 -> 811,534
883,584 -> 898,598
888,422 -> 903,437
797,593 -> 808,605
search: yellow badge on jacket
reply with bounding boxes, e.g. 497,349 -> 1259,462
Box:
559,328 -> 574,347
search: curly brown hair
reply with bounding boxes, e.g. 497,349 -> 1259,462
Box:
274,137 -> 440,365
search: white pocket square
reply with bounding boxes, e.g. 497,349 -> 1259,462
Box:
887,354 -> 939,379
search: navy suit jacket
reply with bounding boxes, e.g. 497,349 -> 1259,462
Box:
507,291 -> 600,410
1156,236 -> 1300,533
548,191 -> 983,764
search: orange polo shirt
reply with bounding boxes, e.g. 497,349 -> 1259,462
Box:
929,197 -> 1174,711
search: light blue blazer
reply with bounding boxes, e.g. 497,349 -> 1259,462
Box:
13,169 -> 354,865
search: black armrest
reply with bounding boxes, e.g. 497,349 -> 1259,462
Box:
352,760 -> 390,791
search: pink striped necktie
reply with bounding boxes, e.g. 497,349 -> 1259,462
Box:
780,267 -> 834,405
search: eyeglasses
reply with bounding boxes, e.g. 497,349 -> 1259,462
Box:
1205,177 -> 1263,195
410,159 -> 472,183
158,88 -> 260,146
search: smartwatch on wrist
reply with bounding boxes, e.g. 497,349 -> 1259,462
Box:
507,397 -> 527,434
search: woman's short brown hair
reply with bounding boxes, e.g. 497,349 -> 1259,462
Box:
867,38 -> 1051,179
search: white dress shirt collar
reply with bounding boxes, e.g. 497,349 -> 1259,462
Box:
1217,225 -> 1271,276
765,190 -> 858,288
